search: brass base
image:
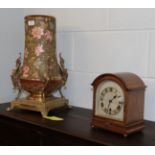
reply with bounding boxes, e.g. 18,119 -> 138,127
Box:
7,96 -> 69,117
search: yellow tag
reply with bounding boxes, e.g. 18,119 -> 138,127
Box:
43,116 -> 64,121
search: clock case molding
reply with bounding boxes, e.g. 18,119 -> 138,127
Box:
91,72 -> 146,137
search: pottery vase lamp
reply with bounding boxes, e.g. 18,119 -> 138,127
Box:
8,15 -> 69,117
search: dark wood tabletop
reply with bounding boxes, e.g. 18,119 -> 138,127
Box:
0,103 -> 155,146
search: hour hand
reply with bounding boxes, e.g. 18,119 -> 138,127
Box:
109,95 -> 117,103
108,95 -> 117,111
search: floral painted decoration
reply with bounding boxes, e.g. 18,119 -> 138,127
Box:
22,65 -> 29,78
24,48 -> 29,58
31,27 -> 44,39
44,30 -> 53,42
35,44 -> 44,56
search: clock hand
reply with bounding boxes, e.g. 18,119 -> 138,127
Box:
111,95 -> 117,101
108,95 -> 117,114
109,95 -> 117,104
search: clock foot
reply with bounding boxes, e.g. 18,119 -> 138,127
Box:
123,133 -> 128,138
91,125 -> 95,128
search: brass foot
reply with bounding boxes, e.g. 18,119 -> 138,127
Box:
8,97 -> 70,117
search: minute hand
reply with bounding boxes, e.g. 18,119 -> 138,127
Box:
108,95 -> 117,109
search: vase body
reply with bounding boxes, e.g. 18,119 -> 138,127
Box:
20,15 -> 64,98
9,15 -> 69,116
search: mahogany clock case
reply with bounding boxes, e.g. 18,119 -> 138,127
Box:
91,72 -> 146,137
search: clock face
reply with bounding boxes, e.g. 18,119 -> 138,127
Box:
95,80 -> 125,121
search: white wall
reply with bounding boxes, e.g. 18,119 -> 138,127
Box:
1,8 -> 155,122
0,9 -> 24,103
23,8 -> 155,122
0,9 -> 155,121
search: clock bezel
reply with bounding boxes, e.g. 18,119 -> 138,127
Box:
92,75 -> 128,125
95,79 -> 126,122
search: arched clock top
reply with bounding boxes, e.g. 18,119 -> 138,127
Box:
92,72 -> 146,91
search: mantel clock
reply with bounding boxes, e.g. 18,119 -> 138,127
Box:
91,72 -> 146,137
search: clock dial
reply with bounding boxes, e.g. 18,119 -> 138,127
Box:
100,87 -> 123,115
95,80 -> 125,121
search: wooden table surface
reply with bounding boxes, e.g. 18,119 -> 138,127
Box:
0,103 -> 155,146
